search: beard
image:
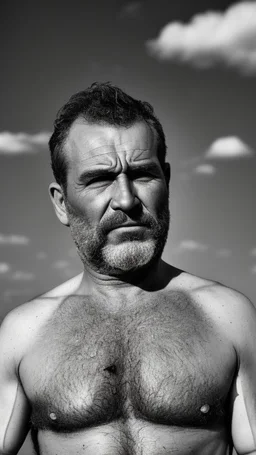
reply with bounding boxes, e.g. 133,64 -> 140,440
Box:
66,198 -> 170,276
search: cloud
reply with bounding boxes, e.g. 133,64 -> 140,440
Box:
178,240 -> 209,252
119,1 -> 142,17
146,2 -> 256,75
194,164 -> 216,175
12,271 -> 35,281
0,233 -> 30,245
179,135 -> 254,180
0,263 -> 11,274
205,137 -> 253,159
0,131 -> 50,154
250,248 -> 256,256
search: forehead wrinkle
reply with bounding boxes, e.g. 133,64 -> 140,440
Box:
76,150 -> 159,179
70,131 -> 150,156
127,147 -> 154,162
78,147 -> 154,166
81,149 -> 119,164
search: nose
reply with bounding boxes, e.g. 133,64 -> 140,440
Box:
110,174 -> 140,212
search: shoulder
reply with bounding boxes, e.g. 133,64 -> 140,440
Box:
0,298 -> 57,368
174,271 -> 256,346
0,273 -> 84,361
39,271 -> 84,299
173,270 -> 252,306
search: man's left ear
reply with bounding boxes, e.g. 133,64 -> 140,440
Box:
163,163 -> 171,187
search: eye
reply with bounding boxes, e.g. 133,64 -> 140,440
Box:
132,172 -> 153,181
88,176 -> 114,187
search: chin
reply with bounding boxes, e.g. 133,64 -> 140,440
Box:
101,240 -> 156,274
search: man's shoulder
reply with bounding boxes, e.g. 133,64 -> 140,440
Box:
170,270 -> 253,316
173,270 -> 251,302
173,271 -> 255,341
38,271 -> 84,300
0,273 -> 84,354
190,273 -> 253,312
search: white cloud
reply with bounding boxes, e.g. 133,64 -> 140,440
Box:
250,248 -> 256,256
0,263 -> 11,274
0,233 -> 30,245
146,2 -> 256,75
194,164 -> 216,175
12,271 -> 35,281
178,240 -> 209,252
0,131 -> 50,154
205,137 -> 253,159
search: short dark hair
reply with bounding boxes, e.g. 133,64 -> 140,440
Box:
49,82 -> 167,193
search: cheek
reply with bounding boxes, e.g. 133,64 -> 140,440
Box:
70,191 -> 111,223
135,182 -> 168,210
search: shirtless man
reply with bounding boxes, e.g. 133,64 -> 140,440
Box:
0,82 -> 256,455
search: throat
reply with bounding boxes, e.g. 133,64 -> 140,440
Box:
80,259 -> 178,297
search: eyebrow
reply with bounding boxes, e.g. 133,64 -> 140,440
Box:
78,168 -> 117,183
78,162 -> 161,183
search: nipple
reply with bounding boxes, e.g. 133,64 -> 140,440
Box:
49,412 -> 57,420
200,404 -> 210,414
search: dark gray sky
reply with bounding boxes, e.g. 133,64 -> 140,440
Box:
1,0 -> 256,322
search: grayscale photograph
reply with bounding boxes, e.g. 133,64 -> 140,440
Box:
0,1 -> 256,454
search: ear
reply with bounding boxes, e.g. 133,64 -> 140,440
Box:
49,182 -> 70,226
163,162 -> 171,187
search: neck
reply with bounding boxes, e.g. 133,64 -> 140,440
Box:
77,259 -> 180,301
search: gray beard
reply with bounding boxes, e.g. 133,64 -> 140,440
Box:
66,201 -> 170,276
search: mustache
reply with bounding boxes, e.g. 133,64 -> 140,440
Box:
99,211 -> 157,234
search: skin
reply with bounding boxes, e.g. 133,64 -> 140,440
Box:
0,120 -> 256,455
52,119 -> 170,278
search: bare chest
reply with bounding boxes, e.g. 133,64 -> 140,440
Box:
21,291 -> 236,433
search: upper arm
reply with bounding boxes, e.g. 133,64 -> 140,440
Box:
229,294 -> 256,454
0,310 -> 31,454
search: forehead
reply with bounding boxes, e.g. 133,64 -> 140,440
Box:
65,119 -> 159,171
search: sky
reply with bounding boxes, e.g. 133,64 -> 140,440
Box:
1,0 -> 256,321
1,0 -> 256,453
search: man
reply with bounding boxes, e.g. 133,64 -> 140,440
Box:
0,82 -> 256,455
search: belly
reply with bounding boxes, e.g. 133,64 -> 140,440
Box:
35,418 -> 231,455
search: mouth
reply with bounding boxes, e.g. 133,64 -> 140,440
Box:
106,222 -> 150,243
111,223 -> 146,230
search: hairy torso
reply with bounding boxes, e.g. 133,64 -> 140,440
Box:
19,287 -> 236,455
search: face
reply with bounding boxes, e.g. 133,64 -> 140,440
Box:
61,120 -> 170,276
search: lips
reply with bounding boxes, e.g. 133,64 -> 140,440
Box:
113,223 -> 145,229
101,212 -> 151,234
